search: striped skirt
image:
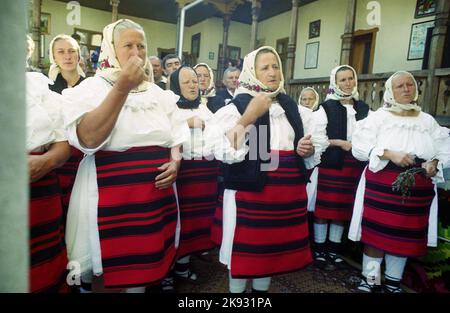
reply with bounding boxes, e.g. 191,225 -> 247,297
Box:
176,158 -> 219,257
361,162 -> 435,257
29,169 -> 68,293
314,152 -> 366,221
230,150 -> 312,278
95,146 -> 178,289
56,147 -> 84,217
211,194 -> 224,246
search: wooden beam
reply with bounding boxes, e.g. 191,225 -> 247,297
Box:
286,0 -> 299,83
340,0 -> 357,65
250,0 -> 261,51
110,0 -> 120,22
207,0 -> 245,15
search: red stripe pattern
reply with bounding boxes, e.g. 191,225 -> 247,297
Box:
230,150 -> 312,278
176,158 -> 219,257
95,146 -> 178,289
211,194 -> 224,246
361,162 -> 435,257
314,152 -> 366,221
29,170 -> 68,293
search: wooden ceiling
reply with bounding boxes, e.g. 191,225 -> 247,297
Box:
55,0 -> 316,26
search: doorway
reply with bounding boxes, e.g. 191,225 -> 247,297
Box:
350,28 -> 378,74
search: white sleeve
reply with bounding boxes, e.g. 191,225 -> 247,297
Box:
42,89 -> 67,143
159,90 -> 190,148
429,121 -> 450,183
306,107 -> 329,168
203,105 -> 249,164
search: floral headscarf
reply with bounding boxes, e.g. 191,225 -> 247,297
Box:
383,71 -> 421,113
48,34 -> 85,81
299,87 -> 320,110
96,19 -> 151,92
234,46 -> 285,98
325,65 -> 359,101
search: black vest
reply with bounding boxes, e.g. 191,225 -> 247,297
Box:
223,93 -> 307,191
320,99 -> 369,169
49,73 -> 84,95
207,95 -> 226,113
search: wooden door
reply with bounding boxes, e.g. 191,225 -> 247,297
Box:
350,28 -> 378,75
276,37 -> 289,78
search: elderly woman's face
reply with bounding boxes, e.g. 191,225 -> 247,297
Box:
179,67 -> 199,101
335,69 -> 356,94
53,39 -> 79,72
301,90 -> 317,109
114,28 -> 146,68
255,52 -> 281,91
392,74 -> 416,104
195,66 -> 211,91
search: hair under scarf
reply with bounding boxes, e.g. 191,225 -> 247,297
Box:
48,34 -> 85,81
234,46 -> 286,98
193,63 -> 216,98
383,71 -> 421,113
96,19 -> 152,92
299,87 -> 320,110
325,65 -> 359,101
169,66 -> 201,109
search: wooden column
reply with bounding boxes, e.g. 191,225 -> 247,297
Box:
250,0 -> 261,51
424,0 -> 450,114
31,0 -> 41,69
110,0 -> 120,22
340,0 -> 356,65
286,0 -> 299,83
219,14 -> 231,80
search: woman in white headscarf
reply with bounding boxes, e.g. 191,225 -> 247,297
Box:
349,71 -> 450,292
193,63 -> 226,113
62,19 -> 189,293
25,35 -> 71,293
311,65 -> 369,270
204,46 -> 325,293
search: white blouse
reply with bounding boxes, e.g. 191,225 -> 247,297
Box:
351,109 -> 450,183
62,76 -> 190,154
26,72 -> 66,152
172,104 -> 214,159
204,101 -> 327,169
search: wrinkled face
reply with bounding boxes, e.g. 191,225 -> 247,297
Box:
179,67 -> 199,101
53,39 -> 79,72
392,74 -> 417,104
300,90 -> 317,109
335,69 -> 356,94
164,57 -> 181,75
223,70 -> 240,91
195,66 -> 211,91
151,58 -> 163,81
255,52 -> 281,91
114,28 -> 146,68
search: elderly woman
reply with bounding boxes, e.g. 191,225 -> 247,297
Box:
193,63 -> 225,113
350,71 -> 450,293
26,35 -> 71,292
48,34 -> 86,218
312,65 -> 369,270
205,46 -> 325,293
168,66 -> 218,284
62,19 -> 189,293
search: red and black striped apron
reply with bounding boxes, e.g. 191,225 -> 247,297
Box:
29,165 -> 68,293
211,194 -> 224,246
230,150 -> 312,278
361,161 -> 435,257
95,146 -> 178,289
314,151 -> 366,221
56,147 -> 83,219
176,158 -> 219,257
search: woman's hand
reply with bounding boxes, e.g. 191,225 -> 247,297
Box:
240,94 -> 272,126
383,150 -> 415,167
28,154 -> 51,183
155,160 -> 180,190
422,159 -> 439,178
115,56 -> 148,93
187,116 -> 205,130
329,139 -> 352,151
296,134 -> 315,158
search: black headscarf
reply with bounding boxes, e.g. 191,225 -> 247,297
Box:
169,66 -> 201,109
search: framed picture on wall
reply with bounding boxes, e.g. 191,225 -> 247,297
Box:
407,20 -> 435,60
304,41 -> 319,69
191,33 -> 201,58
309,20 -> 321,39
40,13 -> 51,35
414,0 -> 437,18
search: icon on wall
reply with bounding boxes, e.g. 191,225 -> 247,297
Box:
309,20 -> 321,39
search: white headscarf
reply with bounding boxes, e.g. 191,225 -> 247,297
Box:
96,19 -> 151,92
234,46 -> 285,98
193,63 -> 216,98
383,71 -> 421,113
325,65 -> 359,101
299,87 -> 320,110
48,34 -> 85,81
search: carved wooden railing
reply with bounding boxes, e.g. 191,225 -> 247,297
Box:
287,69 -> 450,126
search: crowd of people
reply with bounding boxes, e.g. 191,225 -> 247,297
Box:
25,18 -> 450,293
